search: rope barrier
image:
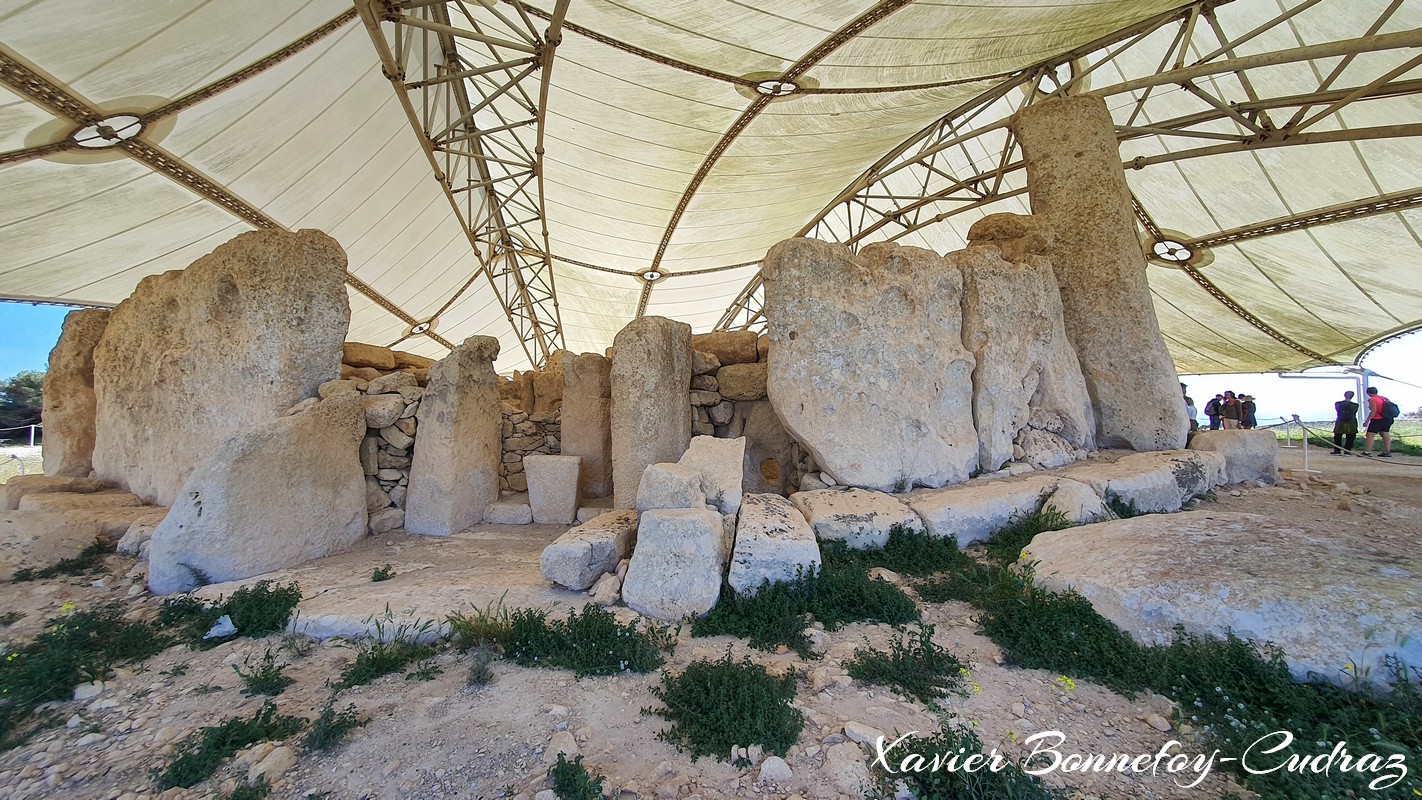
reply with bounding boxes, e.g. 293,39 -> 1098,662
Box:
0,423 -> 40,433
1292,417 -> 1422,468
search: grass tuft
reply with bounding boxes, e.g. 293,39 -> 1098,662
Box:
337,615 -> 436,690
505,605 -> 672,676
157,701 -> 303,789
845,624 -> 970,704
466,643 -> 497,687
549,753 -> 605,800
232,648 -> 293,697
646,650 -> 802,761
304,690 -> 364,752
445,594 -> 513,650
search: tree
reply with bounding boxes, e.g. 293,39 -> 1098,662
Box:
0,371 -> 45,433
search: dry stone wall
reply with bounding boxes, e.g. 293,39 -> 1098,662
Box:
498,405 -> 561,494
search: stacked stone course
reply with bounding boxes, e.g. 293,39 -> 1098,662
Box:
498,405 -> 562,493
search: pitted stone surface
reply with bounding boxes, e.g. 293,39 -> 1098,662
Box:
676,436 -> 745,516
622,508 -> 726,620
905,474 -> 1062,545
525,454 -> 581,525
541,509 -> 638,590
562,353 -> 613,498
790,487 -> 923,550
611,317 -> 692,508
635,463 -> 706,513
729,494 -> 820,595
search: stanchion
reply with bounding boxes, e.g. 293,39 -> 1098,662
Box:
1292,415 -> 1319,473
1279,417 -> 1298,448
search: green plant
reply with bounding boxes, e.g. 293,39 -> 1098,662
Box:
549,753 -> 604,800
371,564 -> 395,582
466,643 -> 497,686
980,506 -> 1069,566
405,658 -> 443,681
157,595 -> 227,646
445,593 -> 512,650
225,581 -> 303,637
820,524 -> 965,577
232,648 -> 293,697
1103,492 -> 1142,519
10,540 -> 114,582
876,723 -> 1064,799
337,614 -> 436,689
845,624 -> 969,704
646,650 -> 802,761
693,561 -> 918,657
227,778 -> 272,800
505,605 -> 672,677
158,701 -> 303,789
193,680 -> 224,695
304,690 -> 364,752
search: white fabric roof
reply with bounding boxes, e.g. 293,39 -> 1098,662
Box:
1,0 -> 1419,373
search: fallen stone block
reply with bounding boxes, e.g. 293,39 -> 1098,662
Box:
622,508 -> 725,620
791,487 -> 923,550
486,496 -> 534,525
1062,454 -> 1182,515
369,507 -> 405,535
904,474 -> 1060,545
524,454 -> 581,525
635,463 -> 706,512
1188,429 -> 1278,486
729,494 -> 821,595
540,509 -> 638,590
677,436 -> 745,516
2,475 -> 106,511
19,491 -> 144,513
116,509 -> 169,556
62,506 -> 166,544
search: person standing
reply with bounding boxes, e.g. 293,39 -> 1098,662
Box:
1221,391 -> 1242,430
1362,386 -> 1394,457
1332,390 -> 1359,454
1204,394 -> 1223,430
1240,395 -> 1257,429
1181,383 -> 1198,433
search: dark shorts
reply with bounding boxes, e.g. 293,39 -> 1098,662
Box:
1367,418 -> 1393,433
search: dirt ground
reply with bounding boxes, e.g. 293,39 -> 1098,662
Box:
0,440 -> 1417,800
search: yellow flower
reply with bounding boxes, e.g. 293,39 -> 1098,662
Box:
59,602 -> 76,613
1055,675 -> 1077,692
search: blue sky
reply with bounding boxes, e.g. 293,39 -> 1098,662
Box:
1,301 -> 1418,422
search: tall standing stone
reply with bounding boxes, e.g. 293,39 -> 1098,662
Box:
562,353 -> 613,498
91,229 -> 349,505
42,309 -> 109,478
1012,95 -> 1187,451
611,317 -> 692,508
763,238 -> 978,491
405,336 -> 502,536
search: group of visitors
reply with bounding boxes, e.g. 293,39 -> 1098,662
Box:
1202,391 -> 1257,430
1333,386 -> 1396,457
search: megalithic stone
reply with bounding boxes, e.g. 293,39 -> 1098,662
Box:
562,353 -> 613,498
42,309 -> 110,478
1012,95 -> 1188,451
610,316 -> 692,509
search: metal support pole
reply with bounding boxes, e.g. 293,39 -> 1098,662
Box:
1293,415 -> 1320,473
29,424 -> 36,447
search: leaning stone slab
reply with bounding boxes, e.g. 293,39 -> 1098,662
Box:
1026,511 -> 1422,685
622,508 -> 726,620
2,475 -> 106,511
728,494 -> 821,595
905,474 -> 1062,545
42,308 -> 109,478
19,491 -> 144,513
1188,430 -> 1278,486
146,394 -> 367,595
525,455 -> 581,525
635,463 -> 706,513
791,487 -> 923,550
677,436 -> 745,516
541,509 -> 638,590
0,511 -> 105,581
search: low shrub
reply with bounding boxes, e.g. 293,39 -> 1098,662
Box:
845,624 -> 969,704
10,540 -> 114,582
158,701 -> 303,789
304,690 -> 364,752
820,524 -> 965,577
371,564 -> 395,582
646,650 -> 802,762
875,723 -> 1064,799
549,753 -> 605,800
505,605 -> 671,676
232,648 -> 292,697
158,580 -> 303,648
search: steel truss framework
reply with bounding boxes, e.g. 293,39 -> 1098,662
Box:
357,0 -> 568,367
713,0 -> 1422,370
0,9 -> 460,351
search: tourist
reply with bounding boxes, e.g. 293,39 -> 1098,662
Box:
1332,390 -> 1359,454
1204,394 -> 1223,430
1221,391 -> 1242,430
1240,394 -> 1257,429
1362,386 -> 1394,457
1181,383 -> 1198,432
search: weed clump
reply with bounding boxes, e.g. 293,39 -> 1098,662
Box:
693,561 -> 918,657
337,616 -> 436,689
371,564 -> 395,582
647,650 -> 802,761
876,723 -> 1064,799
505,605 -> 671,676
158,701 -> 303,789
549,753 -> 605,800
10,540 -> 114,582
845,624 -> 970,704
304,690 -> 364,752
227,779 -> 271,800
466,643 -> 497,686
232,648 -> 293,697
820,524 -> 964,577
158,580 -> 303,648
1103,492 -> 1142,519
446,595 -> 513,649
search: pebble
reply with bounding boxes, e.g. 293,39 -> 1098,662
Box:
1146,714 -> 1172,732
757,756 -> 792,784
843,721 -> 885,747
72,682 -> 104,701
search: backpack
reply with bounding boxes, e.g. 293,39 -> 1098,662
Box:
1381,398 -> 1400,419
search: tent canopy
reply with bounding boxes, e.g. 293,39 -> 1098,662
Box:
1,0 -> 1419,373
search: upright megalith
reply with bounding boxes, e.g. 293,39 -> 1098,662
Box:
763,238 -> 978,492
1012,95 -> 1186,451
404,336 -> 502,536
610,316 -> 692,508
562,353 -> 613,498
960,214 -> 1095,471
42,309 -> 109,478
91,229 -> 349,505
146,394 -> 367,594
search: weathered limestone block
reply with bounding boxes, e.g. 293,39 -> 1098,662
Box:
691,331 -> 758,365
677,436 -> 745,516
92,229 -> 349,506
116,508 -> 168,556
405,336 -> 503,536
905,474 -> 1062,545
1041,479 -> 1109,525
320,379 -> 362,399
717,362 -> 768,402
635,463 -> 706,512
540,509 -> 638,590
1065,450 -> 1221,514
740,401 -> 794,496
562,353 -> 613,498
0,511 -> 104,581
1188,430 -> 1278,486
393,351 -> 435,370
533,350 -> 571,413
622,508 -> 726,620
691,350 -> 721,376
791,487 -> 923,550
525,454 -> 581,525
369,507 -> 404,535
146,394 -> 367,594
957,221 -> 1095,472
1026,512 -> 1422,683
763,238 -> 977,491
55,506 -> 162,545
19,491 -> 143,512
362,395 -> 406,429
343,342 -> 396,370
366,371 -> 418,395
728,494 -> 821,595
611,317 -> 692,508
42,309 -> 109,478
2,475 -> 105,511
1013,96 -> 1187,451
487,498 -> 533,525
